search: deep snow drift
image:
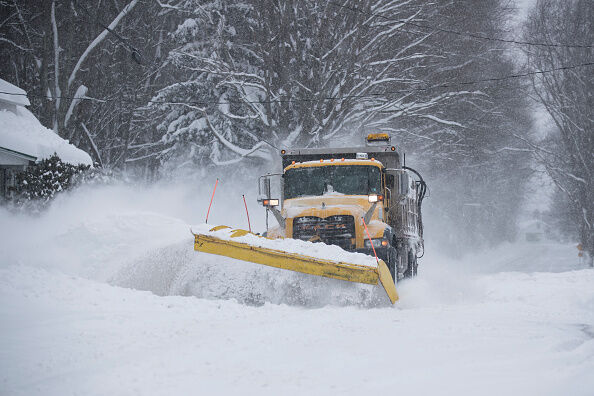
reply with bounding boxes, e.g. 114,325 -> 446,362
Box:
1,182 -> 593,396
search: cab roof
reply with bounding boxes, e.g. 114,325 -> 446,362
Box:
280,145 -> 400,170
284,158 -> 384,172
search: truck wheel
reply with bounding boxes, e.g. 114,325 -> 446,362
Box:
408,250 -> 418,277
403,249 -> 416,278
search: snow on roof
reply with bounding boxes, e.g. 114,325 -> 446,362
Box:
0,106 -> 92,166
0,78 -> 30,107
285,158 -> 385,170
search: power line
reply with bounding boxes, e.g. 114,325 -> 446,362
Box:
1,62 -> 592,106
328,2 -> 594,49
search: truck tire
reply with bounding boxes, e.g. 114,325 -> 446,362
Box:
403,249 -> 417,278
409,250 -> 418,277
387,247 -> 398,283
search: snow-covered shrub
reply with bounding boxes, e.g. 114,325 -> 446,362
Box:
8,155 -> 113,209
10,155 -> 89,205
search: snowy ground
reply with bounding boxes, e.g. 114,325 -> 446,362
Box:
1,184 -> 593,396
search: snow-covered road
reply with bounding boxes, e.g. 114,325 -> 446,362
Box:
1,184 -> 593,396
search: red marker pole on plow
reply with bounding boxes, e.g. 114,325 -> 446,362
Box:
362,217 -> 380,266
205,178 -> 219,224
242,194 -> 252,233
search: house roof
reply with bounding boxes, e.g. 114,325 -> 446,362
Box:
0,79 -> 92,166
0,106 -> 93,166
0,78 -> 30,107
0,146 -> 37,162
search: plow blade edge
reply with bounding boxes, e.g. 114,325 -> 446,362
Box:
193,226 -> 398,304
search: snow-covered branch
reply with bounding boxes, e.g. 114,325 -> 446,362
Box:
64,85 -> 88,128
67,0 -> 139,90
51,0 -> 60,133
202,110 -> 271,162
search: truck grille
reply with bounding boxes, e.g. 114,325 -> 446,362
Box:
292,215 -> 355,250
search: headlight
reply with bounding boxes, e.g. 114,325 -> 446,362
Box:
364,238 -> 386,248
368,194 -> 384,203
262,199 -> 279,207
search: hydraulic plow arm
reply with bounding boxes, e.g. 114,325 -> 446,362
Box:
193,226 -> 398,304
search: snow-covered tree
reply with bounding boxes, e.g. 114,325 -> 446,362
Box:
523,0 -> 594,265
394,0 -> 533,252
1,0 -> 536,252
0,0 -> 162,169
151,0 -> 482,168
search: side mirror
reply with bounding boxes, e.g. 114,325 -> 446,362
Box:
258,175 -> 272,203
386,174 -> 395,188
387,169 -> 409,196
399,172 -> 410,196
258,174 -> 281,208
257,173 -> 286,229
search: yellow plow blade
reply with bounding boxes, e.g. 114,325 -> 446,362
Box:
193,226 -> 398,304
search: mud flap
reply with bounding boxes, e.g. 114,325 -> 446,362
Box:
193,226 -> 399,304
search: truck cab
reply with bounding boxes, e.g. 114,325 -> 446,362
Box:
259,134 -> 426,281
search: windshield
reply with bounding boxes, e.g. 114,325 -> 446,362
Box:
284,165 -> 381,199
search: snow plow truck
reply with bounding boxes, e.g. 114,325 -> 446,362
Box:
193,134 -> 426,304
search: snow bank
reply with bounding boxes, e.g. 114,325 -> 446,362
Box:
1,261 -> 593,396
0,183 -> 196,281
0,104 -> 92,166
